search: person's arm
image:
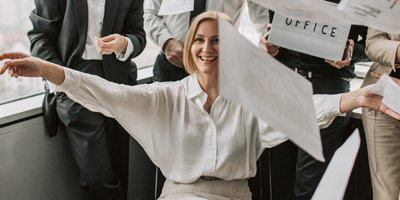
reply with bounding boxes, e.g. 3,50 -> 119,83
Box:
144,0 -> 174,50
28,0 -> 63,65
247,0 -> 270,37
366,28 -> 400,70
143,0 -> 184,67
0,52 -> 167,160
338,85 -> 392,115
315,85 -> 400,129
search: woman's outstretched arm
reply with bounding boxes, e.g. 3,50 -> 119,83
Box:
339,84 -> 400,120
0,52 -> 65,85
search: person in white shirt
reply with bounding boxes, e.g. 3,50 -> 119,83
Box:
144,0 -> 270,82
1,11 -> 398,200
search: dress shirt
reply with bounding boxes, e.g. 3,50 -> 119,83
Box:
83,0 -> 134,61
144,0 -> 270,51
57,68 -> 343,184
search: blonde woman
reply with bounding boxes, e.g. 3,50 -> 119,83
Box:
0,12 -> 397,200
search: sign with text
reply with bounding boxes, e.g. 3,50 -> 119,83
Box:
268,12 -> 351,61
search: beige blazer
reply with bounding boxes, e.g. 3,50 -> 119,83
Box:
361,28 -> 400,87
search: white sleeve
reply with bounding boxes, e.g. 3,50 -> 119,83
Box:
313,94 -> 345,129
247,0 -> 270,37
56,67 -> 168,160
115,36 -> 134,61
144,0 -> 174,50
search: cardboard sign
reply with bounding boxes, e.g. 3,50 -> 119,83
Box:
268,12 -> 351,61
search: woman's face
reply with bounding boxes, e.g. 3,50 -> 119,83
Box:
191,20 -> 219,76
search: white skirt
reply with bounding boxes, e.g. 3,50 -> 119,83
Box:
158,178 -> 252,200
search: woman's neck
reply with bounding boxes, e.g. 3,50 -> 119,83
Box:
197,72 -> 219,98
197,72 -> 219,112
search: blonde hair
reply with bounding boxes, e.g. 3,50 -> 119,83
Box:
183,11 -> 233,75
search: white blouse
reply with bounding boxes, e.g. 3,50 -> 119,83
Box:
57,68 -> 343,184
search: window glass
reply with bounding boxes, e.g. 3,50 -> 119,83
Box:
0,0 -> 42,103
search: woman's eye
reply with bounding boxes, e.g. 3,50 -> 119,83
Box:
213,38 -> 219,43
195,38 -> 204,42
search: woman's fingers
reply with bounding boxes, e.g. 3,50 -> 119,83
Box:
0,52 -> 29,61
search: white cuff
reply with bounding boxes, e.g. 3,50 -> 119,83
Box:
115,37 -> 134,61
56,67 -> 82,93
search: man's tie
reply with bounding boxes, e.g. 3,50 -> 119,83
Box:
190,0 -> 207,24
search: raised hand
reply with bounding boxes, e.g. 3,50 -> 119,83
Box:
260,24 -> 280,57
325,39 -> 354,69
0,52 -> 42,78
0,52 -> 65,85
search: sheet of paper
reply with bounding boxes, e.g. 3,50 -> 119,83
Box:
312,129 -> 361,200
268,12 -> 351,61
372,74 -> 400,114
218,19 -> 324,162
252,0 -> 360,24
338,0 -> 400,34
158,0 -> 193,16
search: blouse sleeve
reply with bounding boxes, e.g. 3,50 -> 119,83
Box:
313,94 -> 344,129
56,67 -> 170,160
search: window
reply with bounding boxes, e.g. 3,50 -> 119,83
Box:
0,0 -> 42,103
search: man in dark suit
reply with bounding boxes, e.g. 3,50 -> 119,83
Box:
28,0 -> 146,199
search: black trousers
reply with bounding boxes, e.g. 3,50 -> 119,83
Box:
269,78 -> 351,200
56,60 -> 129,200
153,52 -> 188,82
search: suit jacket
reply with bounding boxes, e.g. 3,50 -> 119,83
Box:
28,0 -> 146,85
361,28 -> 400,87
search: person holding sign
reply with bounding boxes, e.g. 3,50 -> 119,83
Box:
260,8 -> 370,200
0,11 -> 396,200
361,28 -> 400,200
144,0 -> 270,82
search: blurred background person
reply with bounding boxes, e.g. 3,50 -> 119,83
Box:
361,28 -> 400,200
28,0 -> 146,199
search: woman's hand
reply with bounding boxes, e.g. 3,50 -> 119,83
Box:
371,72 -> 400,86
0,52 -> 65,85
0,52 -> 43,78
358,85 -> 400,120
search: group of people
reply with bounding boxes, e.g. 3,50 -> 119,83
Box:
0,0 -> 399,200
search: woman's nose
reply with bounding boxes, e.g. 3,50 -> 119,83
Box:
202,41 -> 212,52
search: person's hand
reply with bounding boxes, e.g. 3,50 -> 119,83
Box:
95,34 -> 128,55
0,52 -> 42,78
260,24 -> 280,57
371,72 -> 400,86
325,39 -> 354,69
163,38 -> 184,68
359,84 -> 400,120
